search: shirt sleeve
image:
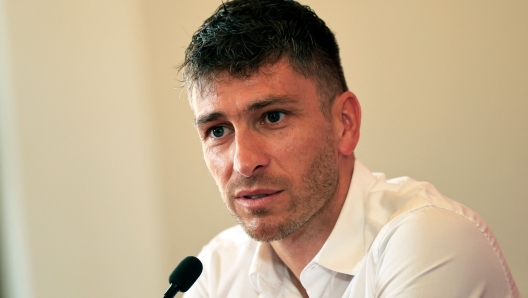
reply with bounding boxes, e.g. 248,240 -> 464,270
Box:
371,206 -> 517,298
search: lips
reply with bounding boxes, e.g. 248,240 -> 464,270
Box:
234,189 -> 283,209
235,189 -> 282,199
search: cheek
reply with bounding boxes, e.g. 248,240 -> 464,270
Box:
277,123 -> 331,172
274,129 -> 320,167
203,145 -> 232,186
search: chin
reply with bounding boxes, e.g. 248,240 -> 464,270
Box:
242,224 -> 284,242
239,216 -> 303,242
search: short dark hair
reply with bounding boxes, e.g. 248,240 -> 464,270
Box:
179,0 -> 348,114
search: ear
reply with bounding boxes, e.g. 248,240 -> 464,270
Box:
332,91 -> 361,156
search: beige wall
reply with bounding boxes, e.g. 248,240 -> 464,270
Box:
1,1 -> 526,297
0,1 -> 166,297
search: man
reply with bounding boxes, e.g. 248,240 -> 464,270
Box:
179,0 -> 519,297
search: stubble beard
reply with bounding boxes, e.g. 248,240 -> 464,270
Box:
222,131 -> 339,242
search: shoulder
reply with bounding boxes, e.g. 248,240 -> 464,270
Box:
184,225 -> 259,298
373,187 -> 503,262
367,204 -> 518,297
375,205 -> 496,258
198,225 -> 257,269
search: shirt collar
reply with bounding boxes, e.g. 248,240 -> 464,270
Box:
312,160 -> 379,275
249,241 -> 291,295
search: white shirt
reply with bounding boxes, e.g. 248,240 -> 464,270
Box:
184,161 -> 520,297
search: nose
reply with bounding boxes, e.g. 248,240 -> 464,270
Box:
233,130 -> 269,177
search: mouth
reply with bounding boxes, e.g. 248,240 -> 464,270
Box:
246,194 -> 267,199
234,190 -> 283,209
235,190 -> 282,199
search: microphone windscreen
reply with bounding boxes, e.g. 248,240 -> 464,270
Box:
169,256 -> 203,292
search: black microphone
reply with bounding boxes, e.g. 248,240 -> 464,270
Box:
163,256 -> 203,298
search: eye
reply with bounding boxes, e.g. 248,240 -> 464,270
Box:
210,126 -> 226,138
265,111 -> 285,123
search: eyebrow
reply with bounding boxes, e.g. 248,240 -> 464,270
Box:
194,96 -> 296,127
195,112 -> 226,127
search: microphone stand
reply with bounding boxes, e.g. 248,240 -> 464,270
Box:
163,283 -> 180,298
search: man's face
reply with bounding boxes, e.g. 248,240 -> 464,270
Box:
192,60 -> 340,242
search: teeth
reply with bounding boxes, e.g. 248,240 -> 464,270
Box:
247,194 -> 267,199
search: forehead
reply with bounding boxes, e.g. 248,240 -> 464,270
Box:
190,61 -> 318,114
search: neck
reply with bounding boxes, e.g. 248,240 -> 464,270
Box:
270,156 -> 355,281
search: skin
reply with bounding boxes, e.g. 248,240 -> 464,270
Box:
192,59 -> 361,296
